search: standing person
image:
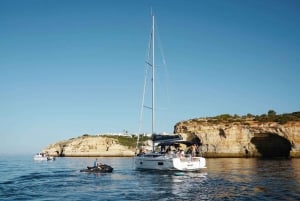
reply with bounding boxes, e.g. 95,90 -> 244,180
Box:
94,159 -> 98,167
191,144 -> 196,157
196,144 -> 201,156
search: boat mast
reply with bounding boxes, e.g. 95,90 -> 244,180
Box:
152,14 -> 155,136
151,14 -> 155,152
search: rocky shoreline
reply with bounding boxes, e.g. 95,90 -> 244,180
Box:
43,135 -> 136,157
43,112 -> 300,158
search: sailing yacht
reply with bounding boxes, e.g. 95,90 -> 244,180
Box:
134,14 -> 206,171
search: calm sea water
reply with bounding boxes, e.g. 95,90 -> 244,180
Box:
0,155 -> 300,201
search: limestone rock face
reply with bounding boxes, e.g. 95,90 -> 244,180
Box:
174,119 -> 300,158
42,118 -> 300,158
43,135 -> 135,157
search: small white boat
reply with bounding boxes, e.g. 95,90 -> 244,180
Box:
34,152 -> 55,161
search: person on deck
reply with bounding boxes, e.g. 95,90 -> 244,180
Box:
191,144 -> 196,157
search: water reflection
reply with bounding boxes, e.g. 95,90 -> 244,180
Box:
169,172 -> 209,200
291,159 -> 300,182
130,170 -> 208,200
206,158 -> 300,200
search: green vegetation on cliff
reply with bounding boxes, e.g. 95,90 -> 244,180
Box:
81,134 -> 150,148
254,111 -> 300,124
187,110 -> 300,125
103,135 -> 150,148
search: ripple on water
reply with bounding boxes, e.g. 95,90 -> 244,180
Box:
1,157 -> 300,200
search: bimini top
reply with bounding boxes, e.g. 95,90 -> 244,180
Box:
151,133 -> 182,142
157,140 -> 195,147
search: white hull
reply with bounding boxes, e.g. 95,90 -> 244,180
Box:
34,156 -> 49,161
34,153 -> 55,161
134,154 -> 206,171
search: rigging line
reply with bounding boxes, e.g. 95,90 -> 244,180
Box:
136,10 -> 154,153
154,19 -> 171,111
136,38 -> 151,152
155,22 -> 167,66
137,22 -> 153,136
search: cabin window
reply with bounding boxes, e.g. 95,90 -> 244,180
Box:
158,162 -> 164,166
140,162 -> 143,165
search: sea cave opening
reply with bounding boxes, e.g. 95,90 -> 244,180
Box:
186,133 -> 202,145
250,133 -> 291,158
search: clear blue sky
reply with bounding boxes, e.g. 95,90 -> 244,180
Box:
1,0 -> 299,154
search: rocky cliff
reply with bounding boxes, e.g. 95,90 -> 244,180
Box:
43,112 -> 300,158
174,117 -> 300,158
43,135 -> 136,157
